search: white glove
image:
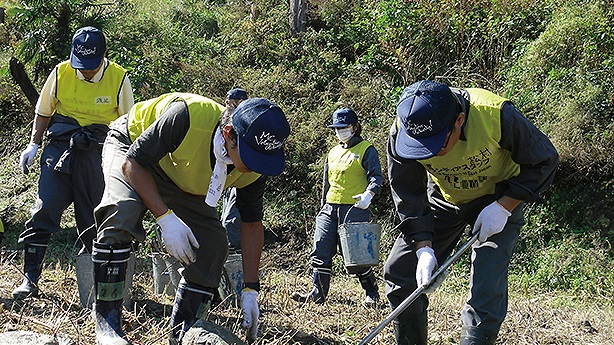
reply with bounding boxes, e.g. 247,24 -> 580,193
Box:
19,143 -> 39,173
156,210 -> 200,264
422,269 -> 449,294
352,191 -> 373,209
473,201 -> 512,242
415,246 -> 437,289
241,289 -> 259,343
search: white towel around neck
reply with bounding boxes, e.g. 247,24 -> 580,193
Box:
205,128 -> 233,207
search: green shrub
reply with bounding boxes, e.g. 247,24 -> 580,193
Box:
511,234 -> 614,301
506,1 -> 614,177
362,0 -> 553,87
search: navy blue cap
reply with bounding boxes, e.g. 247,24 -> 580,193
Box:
70,26 -> 106,70
395,80 -> 459,159
226,88 -> 248,101
326,107 -> 358,128
233,98 -> 290,176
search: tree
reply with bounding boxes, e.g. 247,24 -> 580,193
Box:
4,0 -> 120,105
289,0 -> 306,36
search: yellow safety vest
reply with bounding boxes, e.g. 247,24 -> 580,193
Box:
127,93 -> 261,195
326,140 -> 372,204
55,60 -> 126,126
419,89 -> 520,205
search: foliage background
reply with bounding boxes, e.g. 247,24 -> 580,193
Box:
0,0 -> 613,344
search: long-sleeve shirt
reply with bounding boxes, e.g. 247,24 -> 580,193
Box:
321,135 -> 383,207
388,88 -> 559,242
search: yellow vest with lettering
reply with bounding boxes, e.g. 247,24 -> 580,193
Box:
419,89 -> 520,205
127,93 -> 261,195
55,60 -> 126,126
326,140 -> 372,204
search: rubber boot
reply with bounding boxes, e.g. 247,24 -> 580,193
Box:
76,252 -> 134,310
291,269 -> 330,304
168,279 -> 215,345
92,241 -> 131,345
393,310 -> 428,345
460,326 -> 498,345
12,243 -> 47,300
358,269 -> 379,308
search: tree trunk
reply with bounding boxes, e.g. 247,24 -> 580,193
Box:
10,57 -> 39,108
289,0 -> 306,37
0,7 -> 5,23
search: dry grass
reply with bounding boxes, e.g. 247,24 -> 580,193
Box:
0,248 -> 612,345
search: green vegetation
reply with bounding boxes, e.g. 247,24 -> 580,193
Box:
0,0 -> 613,343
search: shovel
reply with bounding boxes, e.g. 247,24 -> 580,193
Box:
358,231 -> 480,345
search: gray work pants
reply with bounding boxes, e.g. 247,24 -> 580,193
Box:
94,116 -> 228,288
384,188 -> 524,336
311,203 -> 372,276
19,138 -> 102,252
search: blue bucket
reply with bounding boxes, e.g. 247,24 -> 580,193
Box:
338,222 -> 381,267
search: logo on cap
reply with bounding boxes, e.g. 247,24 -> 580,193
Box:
405,119 -> 434,136
74,44 -> 98,58
255,131 -> 284,151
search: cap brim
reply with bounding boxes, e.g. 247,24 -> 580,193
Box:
326,123 -> 350,128
237,136 -> 285,176
70,53 -> 102,70
395,126 -> 449,160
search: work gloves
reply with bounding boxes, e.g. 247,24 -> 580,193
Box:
473,201 -> 511,242
352,190 -> 373,209
241,289 -> 259,343
415,246 -> 447,294
156,210 -> 200,265
19,143 -> 39,173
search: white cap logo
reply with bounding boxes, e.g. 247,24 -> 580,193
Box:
75,44 -> 97,57
255,132 -> 283,151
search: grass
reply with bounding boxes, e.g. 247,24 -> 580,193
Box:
1,240 -> 613,344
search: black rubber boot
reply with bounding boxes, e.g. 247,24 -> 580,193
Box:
291,269 -> 330,304
12,243 -> 47,300
393,310 -> 428,345
460,326 -> 498,345
358,269 -> 379,308
169,279 -> 215,344
93,241 -> 131,345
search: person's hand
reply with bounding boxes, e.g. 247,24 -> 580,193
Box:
241,289 -> 259,343
472,201 -> 511,242
156,210 -> 200,264
415,246 -> 437,289
422,269 -> 449,294
19,143 -> 39,173
352,191 -> 373,209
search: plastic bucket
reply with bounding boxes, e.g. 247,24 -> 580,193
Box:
223,253 -> 243,303
338,222 -> 381,267
75,254 -> 95,308
151,252 -> 181,296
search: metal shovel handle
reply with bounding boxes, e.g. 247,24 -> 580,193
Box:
359,231 -> 480,345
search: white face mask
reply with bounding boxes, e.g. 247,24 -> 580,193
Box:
335,127 -> 354,143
